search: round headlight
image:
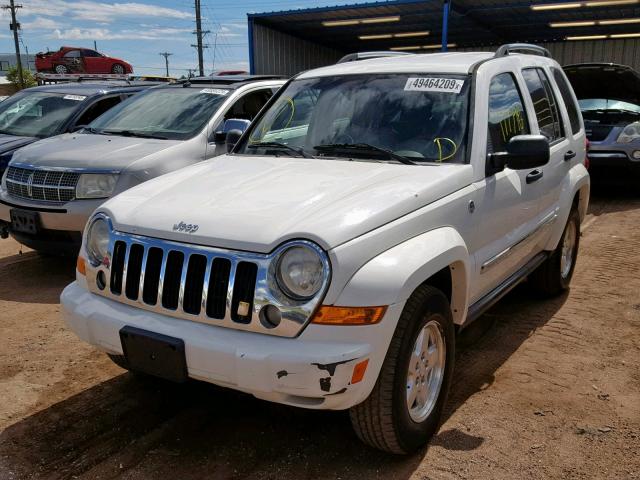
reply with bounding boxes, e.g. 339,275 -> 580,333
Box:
276,244 -> 326,300
86,216 -> 110,266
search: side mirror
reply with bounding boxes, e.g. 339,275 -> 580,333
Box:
222,118 -> 251,134
487,135 -> 550,175
213,130 -> 227,144
225,129 -> 243,152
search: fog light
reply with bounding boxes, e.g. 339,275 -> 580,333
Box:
259,304 -> 282,328
633,150 -> 640,159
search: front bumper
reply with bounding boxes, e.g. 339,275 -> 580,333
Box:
0,193 -> 104,252
61,281 -> 403,410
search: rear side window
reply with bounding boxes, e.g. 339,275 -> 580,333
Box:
522,68 -> 563,142
487,73 -> 530,153
552,68 -> 581,134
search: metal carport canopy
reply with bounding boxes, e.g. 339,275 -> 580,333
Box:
248,0 -> 640,58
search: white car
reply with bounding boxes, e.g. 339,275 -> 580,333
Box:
61,44 -> 590,454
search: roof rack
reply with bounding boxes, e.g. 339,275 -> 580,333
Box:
337,51 -> 413,64
494,43 -> 551,58
178,74 -> 285,85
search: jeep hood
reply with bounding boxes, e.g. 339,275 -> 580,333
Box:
10,132 -> 181,171
101,155 -> 473,253
564,63 -> 640,105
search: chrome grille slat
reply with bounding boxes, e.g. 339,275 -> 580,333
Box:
177,253 -> 191,313
5,166 -> 80,204
88,231 -> 331,338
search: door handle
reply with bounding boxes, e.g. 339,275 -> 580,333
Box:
526,169 -> 544,184
564,150 -> 576,161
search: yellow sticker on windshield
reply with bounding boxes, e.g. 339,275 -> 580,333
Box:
405,78 -> 464,93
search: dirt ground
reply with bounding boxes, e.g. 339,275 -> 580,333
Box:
0,187 -> 639,480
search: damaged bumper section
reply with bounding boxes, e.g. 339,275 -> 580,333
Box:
60,281 -> 397,410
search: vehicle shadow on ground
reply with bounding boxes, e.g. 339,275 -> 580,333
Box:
0,253 -> 74,304
0,283 -> 567,479
588,179 -> 640,216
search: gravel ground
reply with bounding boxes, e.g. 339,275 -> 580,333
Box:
0,189 -> 638,480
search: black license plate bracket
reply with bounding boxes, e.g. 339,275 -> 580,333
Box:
119,326 -> 188,383
10,209 -> 40,235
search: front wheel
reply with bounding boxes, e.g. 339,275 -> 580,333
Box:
111,63 -> 125,74
530,208 -> 580,296
349,285 -> 455,454
54,64 -> 68,74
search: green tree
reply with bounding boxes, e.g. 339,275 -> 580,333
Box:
6,66 -> 37,90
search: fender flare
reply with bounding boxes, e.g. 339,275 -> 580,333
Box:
545,164 -> 590,251
334,227 -> 471,325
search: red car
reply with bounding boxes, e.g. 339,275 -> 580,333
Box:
35,46 -> 133,75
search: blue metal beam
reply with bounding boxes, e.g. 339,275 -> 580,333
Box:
442,0 -> 450,52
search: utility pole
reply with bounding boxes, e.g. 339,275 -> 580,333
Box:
3,0 -> 23,88
191,0 -> 209,76
159,51 -> 172,77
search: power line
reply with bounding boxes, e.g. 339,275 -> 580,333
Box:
159,51 -> 173,77
2,0 -> 23,87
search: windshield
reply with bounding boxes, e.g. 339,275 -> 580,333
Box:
0,91 -> 85,137
237,73 -> 470,163
90,86 -> 230,140
579,98 -> 640,113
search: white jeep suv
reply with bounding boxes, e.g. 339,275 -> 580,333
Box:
61,44 -> 590,454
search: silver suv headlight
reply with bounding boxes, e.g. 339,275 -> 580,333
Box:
76,173 -> 118,199
275,242 -> 328,300
85,214 -> 111,266
617,121 -> 640,144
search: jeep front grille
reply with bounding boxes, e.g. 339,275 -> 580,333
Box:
6,166 -> 79,203
86,230 -> 330,338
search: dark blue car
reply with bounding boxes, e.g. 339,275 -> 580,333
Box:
0,80 -> 157,174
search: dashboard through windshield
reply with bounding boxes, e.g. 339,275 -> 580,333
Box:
237,73 -> 470,164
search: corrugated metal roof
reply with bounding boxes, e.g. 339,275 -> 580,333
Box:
249,0 -> 640,51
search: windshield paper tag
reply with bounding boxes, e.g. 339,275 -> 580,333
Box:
200,88 -> 228,95
404,78 -> 464,93
63,94 -> 87,101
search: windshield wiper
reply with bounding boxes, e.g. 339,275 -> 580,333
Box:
82,126 -> 107,135
247,141 -> 314,158
314,143 -> 416,165
103,129 -> 169,140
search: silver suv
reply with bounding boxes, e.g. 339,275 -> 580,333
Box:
0,75 -> 285,253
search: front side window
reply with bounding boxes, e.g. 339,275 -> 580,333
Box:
487,73 -> 530,153
0,91 -> 84,137
64,50 -> 81,58
237,73 -> 471,164
522,68 -> 563,142
90,87 -> 230,140
224,89 -> 273,121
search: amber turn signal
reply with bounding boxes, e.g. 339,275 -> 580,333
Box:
351,359 -> 369,384
311,305 -> 387,325
76,256 -> 86,276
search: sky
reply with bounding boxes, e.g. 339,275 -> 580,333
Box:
0,0 -> 365,76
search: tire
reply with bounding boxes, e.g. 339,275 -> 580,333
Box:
530,208 -> 580,296
349,285 -> 455,454
54,64 -> 68,74
107,353 -> 131,371
111,63 -> 125,74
